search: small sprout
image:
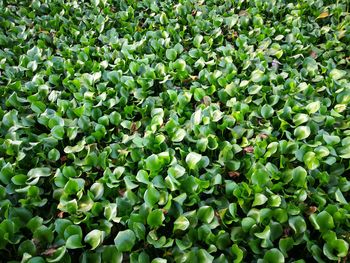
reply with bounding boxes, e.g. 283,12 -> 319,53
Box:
228,171 -> 240,178
57,211 -> 64,218
259,133 -> 269,139
307,206 -> 318,215
118,189 -> 126,197
243,146 -> 254,153
41,246 -> 58,256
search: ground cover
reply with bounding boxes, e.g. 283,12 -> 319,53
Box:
0,0 -> 350,262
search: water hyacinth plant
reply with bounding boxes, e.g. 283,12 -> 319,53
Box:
0,0 -> 350,262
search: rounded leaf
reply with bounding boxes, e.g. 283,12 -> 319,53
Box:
173,216 -> 190,232
51,126 -> 65,140
303,152 -> 320,170
193,35 -> 203,48
66,234 -> 83,249
316,211 -> 334,231
294,126 -> 311,140
197,206 -> 214,224
263,248 -> 285,263
114,229 -> 136,252
166,49 -> 177,61
48,149 -> 60,161
185,152 -> 202,170
173,59 -> 186,71
288,216 -> 306,235
292,167 -> 307,188
147,209 -> 165,228
306,101 -> 320,114
172,128 -> 186,142
261,104 -> 274,119
251,69 -> 265,83
84,230 -> 104,250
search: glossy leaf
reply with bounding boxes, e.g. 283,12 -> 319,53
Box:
114,230 -> 136,252
84,230 -> 104,250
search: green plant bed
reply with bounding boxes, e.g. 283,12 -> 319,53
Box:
0,0 -> 350,262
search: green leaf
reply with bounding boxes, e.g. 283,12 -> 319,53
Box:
254,225 -> 271,239
33,226 -> 54,243
84,230 -> 105,250
107,71 -> 121,84
28,257 -> 46,263
48,149 -> 60,161
294,126 -> 311,140
252,193 -> 268,207
306,101 -> 320,114
159,12 -> 168,24
64,140 -> 85,153
251,69 -> 265,83
66,234 -> 83,249
263,248 -> 285,263
173,216 -> 190,232
129,61 -> 140,75
231,244 -> 244,263
332,239 -> 349,257
147,209 -> 165,227
193,35 -> 203,48
173,59 -> 186,71
242,217 -> 256,232
261,104 -> 274,119
198,249 -> 214,263
31,101 -> 46,113
104,203 -> 118,221
171,128 -> 186,142
185,152 -> 202,170
303,57 -> 318,74
197,206 -> 214,224
62,166 -> 77,178
27,216 -> 43,232
136,170 -> 149,184
151,258 -> 167,263
335,188 -> 347,204
144,186 -> 160,207
11,174 -> 27,185
168,165 -> 186,178
114,229 -> 136,252
288,216 -> 306,235
323,243 -> 338,260
51,125 -> 65,140
279,237 -> 294,256
28,167 -> 51,178
54,219 -> 71,237
91,182 -> 104,200
316,211 -> 334,231
46,246 -> 66,263
101,246 -> 122,263
145,154 -> 162,171
18,240 -> 37,256
166,49 -> 177,61
252,169 -> 270,186
329,69 -> 346,80
293,113 -> 309,126
64,178 -> 85,195
303,152 -> 320,170
323,134 -> 340,145
292,166 -> 307,188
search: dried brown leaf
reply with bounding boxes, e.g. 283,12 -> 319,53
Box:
316,12 -> 329,19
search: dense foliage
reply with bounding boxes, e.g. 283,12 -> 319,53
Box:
1,0 -> 350,262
